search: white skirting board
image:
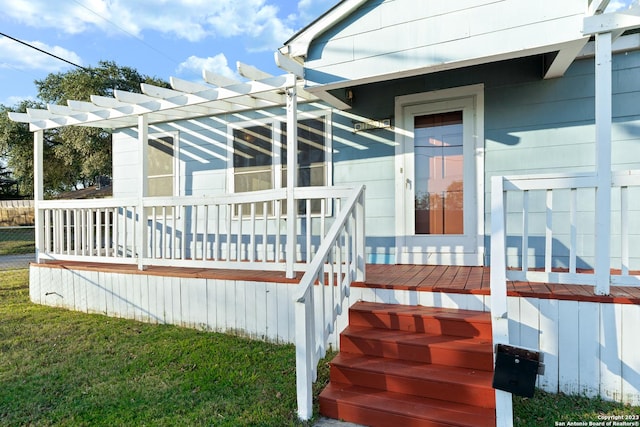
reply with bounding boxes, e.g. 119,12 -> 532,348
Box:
30,265 -> 640,406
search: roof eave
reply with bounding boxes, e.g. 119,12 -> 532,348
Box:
281,0 -> 369,59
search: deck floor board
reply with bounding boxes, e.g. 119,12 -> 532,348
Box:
34,261 -> 640,305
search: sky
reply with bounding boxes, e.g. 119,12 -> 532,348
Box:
0,0 -> 635,107
0,0 -> 339,106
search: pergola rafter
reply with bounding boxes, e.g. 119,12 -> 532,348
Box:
8,62 -> 318,131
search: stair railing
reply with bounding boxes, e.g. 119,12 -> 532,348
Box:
293,185 -> 366,421
490,175 -> 514,427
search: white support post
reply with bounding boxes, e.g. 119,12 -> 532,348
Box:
137,114 -> 149,270
594,32 -> 612,296
355,187 -> 366,282
490,176 -> 513,427
33,130 -> 44,263
286,83 -> 298,278
295,294 -> 314,420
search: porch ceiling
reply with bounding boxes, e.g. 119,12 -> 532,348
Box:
8,62 -> 318,132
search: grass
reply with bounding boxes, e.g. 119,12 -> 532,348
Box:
0,269 -> 330,426
0,226 -> 35,255
1,269 -> 638,426
514,391 -> 640,426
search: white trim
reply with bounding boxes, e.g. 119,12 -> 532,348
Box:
544,37 -> 590,79
394,85 -> 485,266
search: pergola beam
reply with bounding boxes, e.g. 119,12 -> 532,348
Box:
584,5 -> 640,36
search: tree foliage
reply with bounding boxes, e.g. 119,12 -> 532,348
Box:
0,161 -> 19,198
0,60 -> 169,197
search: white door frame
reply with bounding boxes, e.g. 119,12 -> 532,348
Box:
394,84 -> 485,265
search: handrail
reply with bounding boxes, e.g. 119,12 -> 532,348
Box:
490,176 -> 513,427
489,169 -> 640,426
294,185 -> 365,421
491,170 -> 640,291
34,186 -> 360,274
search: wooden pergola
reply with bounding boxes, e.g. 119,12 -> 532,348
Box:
9,55 -> 318,278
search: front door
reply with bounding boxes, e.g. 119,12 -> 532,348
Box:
395,86 -> 484,265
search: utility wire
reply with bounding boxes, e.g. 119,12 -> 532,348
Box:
0,31 -> 89,71
69,0 -> 181,66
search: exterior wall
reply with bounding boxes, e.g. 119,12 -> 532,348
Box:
29,265 -> 640,405
326,50 -> 640,267
304,0 -> 585,88
113,115 -> 239,198
111,50 -> 640,267
485,52 -> 640,270
111,102 -> 399,264
29,265 -> 298,344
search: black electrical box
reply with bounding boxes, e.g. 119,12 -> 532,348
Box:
492,344 -> 543,398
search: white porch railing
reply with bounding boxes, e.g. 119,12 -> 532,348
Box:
294,184 -> 365,421
36,186 -> 360,275
491,170 -> 640,291
490,170 -> 640,427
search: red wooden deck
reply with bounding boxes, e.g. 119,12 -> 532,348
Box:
34,261 -> 640,305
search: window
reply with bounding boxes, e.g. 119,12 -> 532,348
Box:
147,133 -> 179,197
281,118 -> 327,214
281,118 -> 326,189
232,123 -> 273,194
229,113 -> 330,214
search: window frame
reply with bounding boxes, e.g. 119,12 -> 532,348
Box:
226,111 -> 333,199
147,131 -> 180,198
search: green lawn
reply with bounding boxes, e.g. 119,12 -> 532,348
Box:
1,269 -> 638,426
0,226 -> 35,255
0,269 -> 328,426
514,391 -> 639,426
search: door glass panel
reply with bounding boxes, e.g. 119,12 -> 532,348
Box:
414,111 -> 463,235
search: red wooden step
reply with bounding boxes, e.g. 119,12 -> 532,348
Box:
340,325 -> 494,371
319,383 -> 496,427
329,353 -> 496,408
349,302 -> 492,339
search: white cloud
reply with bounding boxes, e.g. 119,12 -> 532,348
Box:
0,0 -> 298,51
606,0 -> 637,11
176,54 -> 239,80
0,37 -> 82,72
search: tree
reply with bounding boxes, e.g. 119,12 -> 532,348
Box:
0,162 -> 19,198
0,61 -> 169,197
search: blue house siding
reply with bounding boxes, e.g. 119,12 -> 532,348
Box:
112,49 -> 640,268
303,0 -> 584,88
324,50 -> 640,267
484,52 -> 640,270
